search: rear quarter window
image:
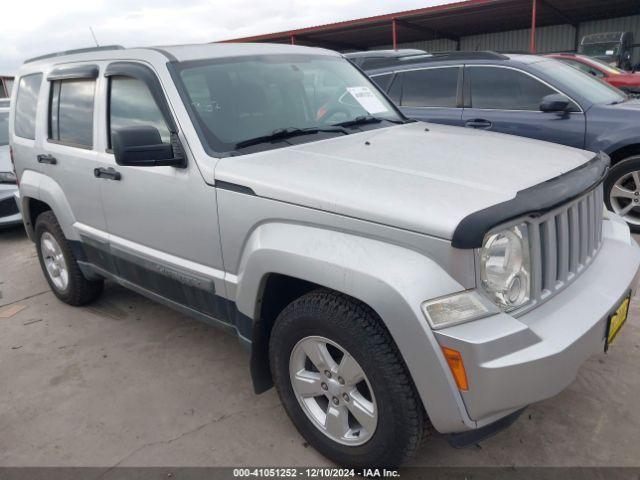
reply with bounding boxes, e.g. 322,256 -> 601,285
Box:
15,73 -> 43,140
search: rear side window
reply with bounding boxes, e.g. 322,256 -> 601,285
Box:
370,73 -> 394,92
108,76 -> 170,148
50,79 -> 95,147
15,73 -> 43,140
468,67 -> 555,111
399,67 -> 460,108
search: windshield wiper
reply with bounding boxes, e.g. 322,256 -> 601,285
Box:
235,127 -> 348,149
331,115 -> 405,128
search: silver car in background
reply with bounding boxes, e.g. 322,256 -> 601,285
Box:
0,99 -> 21,227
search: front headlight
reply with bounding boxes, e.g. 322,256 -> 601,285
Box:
0,171 -> 17,184
480,223 -> 531,311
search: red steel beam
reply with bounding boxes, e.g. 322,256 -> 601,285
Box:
392,17 -> 398,50
530,0 -> 537,53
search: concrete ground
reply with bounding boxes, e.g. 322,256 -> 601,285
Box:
1,225 -> 639,468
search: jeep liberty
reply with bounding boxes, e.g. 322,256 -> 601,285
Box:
9,43 -> 640,467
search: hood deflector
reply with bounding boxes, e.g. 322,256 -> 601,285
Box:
451,153 -> 610,249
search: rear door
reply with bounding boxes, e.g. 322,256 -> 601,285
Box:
390,66 -> 464,126
461,65 -> 586,148
43,65 -> 110,237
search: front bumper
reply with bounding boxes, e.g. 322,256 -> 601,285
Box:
436,213 -> 640,425
0,185 -> 22,227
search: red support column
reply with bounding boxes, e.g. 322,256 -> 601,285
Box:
392,18 -> 398,50
290,34 -> 295,45
530,0 -> 537,53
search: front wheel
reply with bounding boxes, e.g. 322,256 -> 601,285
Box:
269,289 -> 428,468
604,155 -> 640,232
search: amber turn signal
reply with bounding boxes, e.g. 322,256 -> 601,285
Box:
441,347 -> 469,391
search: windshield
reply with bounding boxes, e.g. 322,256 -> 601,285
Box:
535,60 -> 626,105
586,56 -> 625,75
0,111 -> 9,146
580,43 -> 620,59
175,54 -> 403,155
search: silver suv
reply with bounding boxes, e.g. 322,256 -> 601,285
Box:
9,43 -> 640,467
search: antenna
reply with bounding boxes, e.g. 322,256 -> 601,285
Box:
89,27 -> 99,47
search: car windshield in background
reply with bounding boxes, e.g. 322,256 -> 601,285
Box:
587,57 -> 626,74
175,54 -> 403,155
0,112 -> 9,146
536,59 -> 626,105
581,43 -> 620,59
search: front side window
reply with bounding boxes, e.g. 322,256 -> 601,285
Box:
50,79 -> 95,147
15,73 -> 43,140
175,54 -> 403,155
468,67 -> 555,111
109,76 -> 170,148
0,111 -> 9,146
399,67 -> 460,108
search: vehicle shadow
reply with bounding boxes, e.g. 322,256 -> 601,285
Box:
0,224 -> 27,248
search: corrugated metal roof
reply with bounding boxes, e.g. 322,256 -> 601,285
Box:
220,0 -> 640,51
389,14 -> 640,64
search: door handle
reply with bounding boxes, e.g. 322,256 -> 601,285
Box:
465,119 -> 493,130
37,154 -> 57,165
94,167 -> 122,181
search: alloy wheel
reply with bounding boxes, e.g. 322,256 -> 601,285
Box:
40,232 -> 69,291
289,336 -> 378,446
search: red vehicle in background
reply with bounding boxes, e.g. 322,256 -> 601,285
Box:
546,54 -> 640,97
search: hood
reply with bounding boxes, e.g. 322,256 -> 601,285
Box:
601,98 -> 640,112
215,122 -> 594,240
0,145 -> 10,172
610,73 -> 640,86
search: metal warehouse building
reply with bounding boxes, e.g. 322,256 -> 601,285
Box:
222,0 -> 640,64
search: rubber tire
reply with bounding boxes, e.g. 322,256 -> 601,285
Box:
269,289 -> 429,468
34,211 -> 104,306
604,155 -> 640,233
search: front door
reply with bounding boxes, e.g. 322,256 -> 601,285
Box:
461,65 -> 586,149
95,63 -> 228,322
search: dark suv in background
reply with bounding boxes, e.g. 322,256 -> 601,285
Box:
358,52 -> 640,231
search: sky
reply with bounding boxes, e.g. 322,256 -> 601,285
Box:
1,0 -> 461,75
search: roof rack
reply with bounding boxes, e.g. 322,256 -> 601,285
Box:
24,45 -> 125,64
361,51 -> 509,70
345,49 -> 428,67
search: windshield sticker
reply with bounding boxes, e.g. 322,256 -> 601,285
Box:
346,86 -> 388,114
606,50 -> 615,55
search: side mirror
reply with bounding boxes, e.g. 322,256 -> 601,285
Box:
113,126 -> 186,168
540,94 -> 572,113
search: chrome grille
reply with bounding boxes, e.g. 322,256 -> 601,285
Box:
529,184 -> 604,304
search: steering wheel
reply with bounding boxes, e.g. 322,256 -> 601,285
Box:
316,103 -> 352,124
